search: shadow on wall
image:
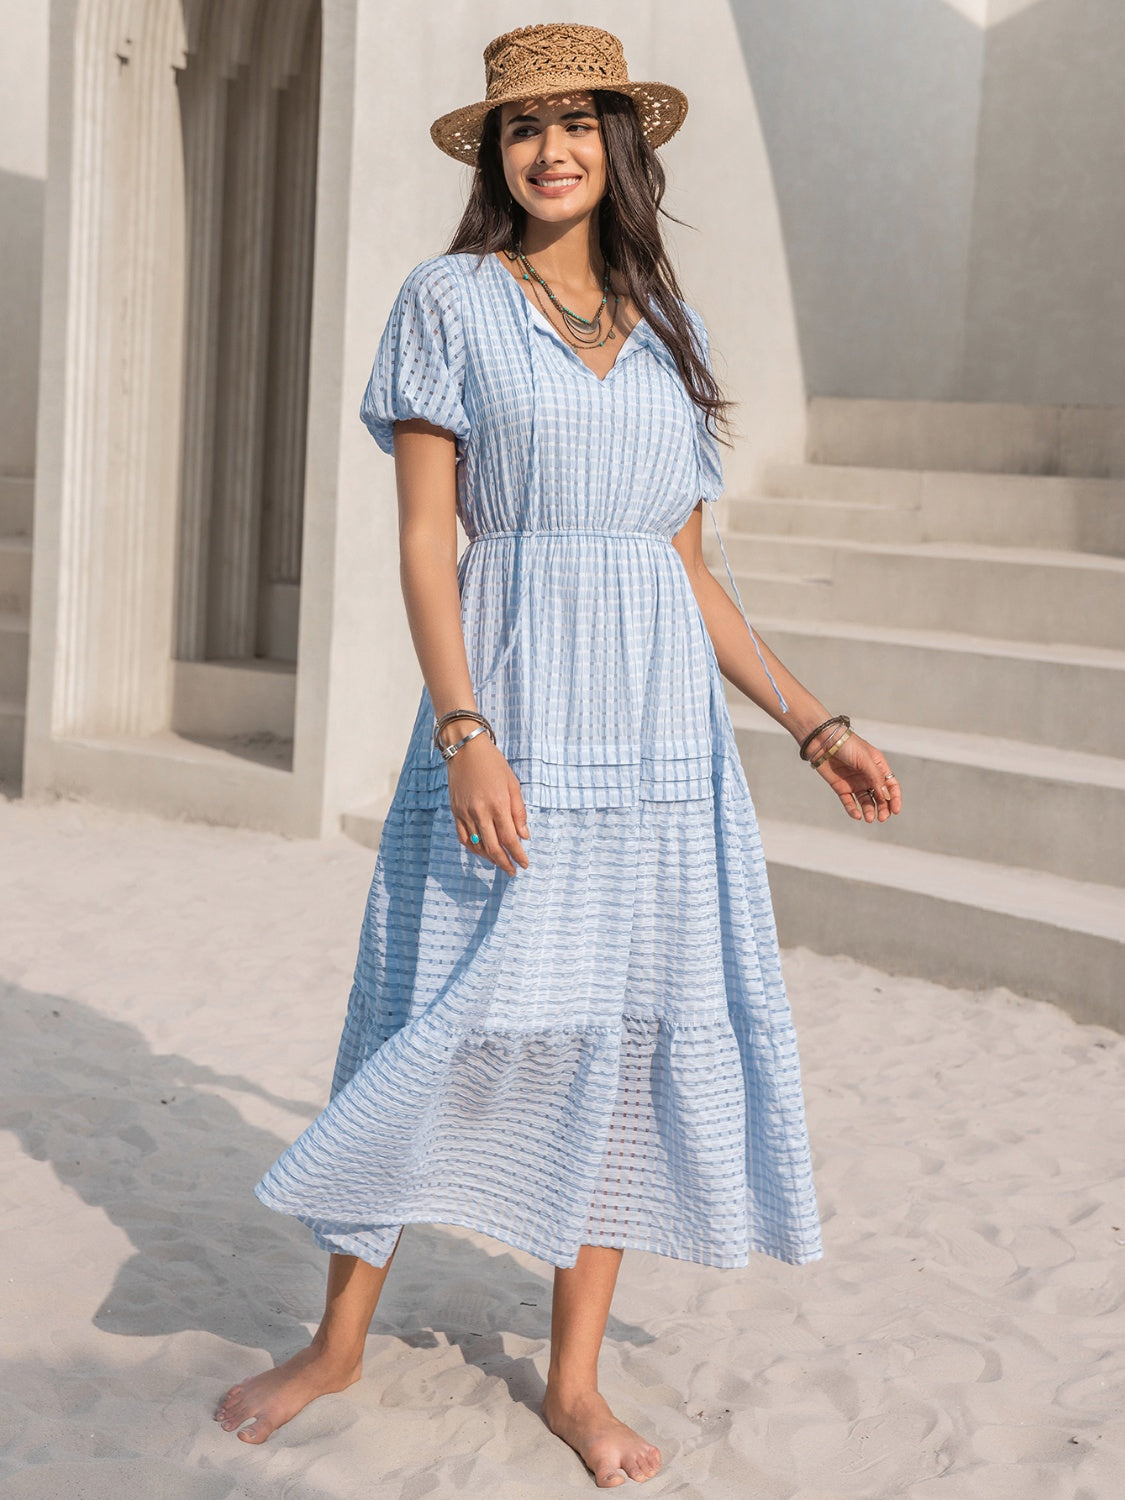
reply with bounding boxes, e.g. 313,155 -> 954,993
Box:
729,0 -> 1124,405
0,170 -> 44,473
0,981 -> 654,1359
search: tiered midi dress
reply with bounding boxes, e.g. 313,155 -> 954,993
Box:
253,250 -> 824,1270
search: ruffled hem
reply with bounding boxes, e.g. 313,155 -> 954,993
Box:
268,1208 -> 825,1273
254,1009 -> 822,1270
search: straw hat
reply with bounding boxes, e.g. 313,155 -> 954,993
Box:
430,23 -> 689,165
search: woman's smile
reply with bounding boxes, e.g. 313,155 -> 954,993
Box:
527,173 -> 584,196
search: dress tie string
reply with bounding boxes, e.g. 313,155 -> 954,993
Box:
702,496 -> 789,714
459,299 -> 541,701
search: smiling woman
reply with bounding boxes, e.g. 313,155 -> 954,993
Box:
226,18 -> 902,1492
447,74 -> 726,411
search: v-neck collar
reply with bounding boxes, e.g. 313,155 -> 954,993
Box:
488,251 -> 649,383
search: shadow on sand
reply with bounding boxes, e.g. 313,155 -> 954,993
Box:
0,979 -> 654,1407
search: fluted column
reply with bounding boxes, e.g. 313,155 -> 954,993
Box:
171,0 -> 320,665
172,38 -> 226,661
261,1 -> 320,598
53,0 -> 186,735
205,44 -> 279,660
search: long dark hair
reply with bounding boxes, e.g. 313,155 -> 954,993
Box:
445,90 -> 733,443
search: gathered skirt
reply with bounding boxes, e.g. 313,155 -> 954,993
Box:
253,749 -> 824,1271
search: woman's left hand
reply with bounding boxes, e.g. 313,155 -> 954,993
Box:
811,729 -> 903,823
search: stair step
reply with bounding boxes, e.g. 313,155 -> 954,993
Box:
760,461 -> 924,508
724,617 -> 1125,758
758,817 -> 1124,1030
804,397 -> 1125,478
0,612 -> 30,700
171,659 -> 296,740
0,474 -> 33,539
0,696 -> 25,784
758,463 -> 1125,553
729,497 -> 924,545
0,537 -> 32,614
731,705 -> 1125,886
726,479 -> 1125,554
706,533 -> 1125,649
340,787 -> 397,850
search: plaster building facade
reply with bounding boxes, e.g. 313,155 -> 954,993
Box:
2,0 -> 1123,1023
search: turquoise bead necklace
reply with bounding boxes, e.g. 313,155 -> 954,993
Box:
513,240 -> 620,348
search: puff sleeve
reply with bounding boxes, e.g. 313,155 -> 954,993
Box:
359,258 -> 471,457
685,306 -> 725,503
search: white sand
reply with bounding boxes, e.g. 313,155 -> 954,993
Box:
0,791 -> 1122,1500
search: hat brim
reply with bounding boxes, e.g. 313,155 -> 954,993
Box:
430,79 -> 689,164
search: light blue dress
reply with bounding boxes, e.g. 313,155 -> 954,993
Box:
254,251 -> 824,1270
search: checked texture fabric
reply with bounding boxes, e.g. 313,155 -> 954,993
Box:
253,252 -> 824,1270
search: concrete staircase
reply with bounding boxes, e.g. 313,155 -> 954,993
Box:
0,473 -> 33,789
707,399 -> 1125,1030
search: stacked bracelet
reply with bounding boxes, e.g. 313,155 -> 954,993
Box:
432,708 -> 497,763
799,714 -> 850,762
809,724 -> 854,769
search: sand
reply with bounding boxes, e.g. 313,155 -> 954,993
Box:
0,790 -> 1122,1500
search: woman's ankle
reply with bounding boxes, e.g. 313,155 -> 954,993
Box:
308,1329 -> 367,1373
545,1370 -> 601,1407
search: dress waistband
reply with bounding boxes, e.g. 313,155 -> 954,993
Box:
467,527 -> 671,542
461,513 -> 790,716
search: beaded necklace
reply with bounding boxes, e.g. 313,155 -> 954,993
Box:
512,242 -> 621,349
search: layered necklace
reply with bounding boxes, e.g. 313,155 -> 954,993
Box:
511,241 -> 621,349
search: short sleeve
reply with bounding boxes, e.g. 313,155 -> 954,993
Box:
685,306 -> 725,503
359,258 -> 471,457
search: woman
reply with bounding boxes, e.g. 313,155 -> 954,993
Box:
216,23 -> 902,1488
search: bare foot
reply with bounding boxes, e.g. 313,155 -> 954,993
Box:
214,1344 -> 363,1444
542,1387 -> 662,1487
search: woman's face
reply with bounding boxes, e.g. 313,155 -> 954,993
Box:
498,92 -> 607,228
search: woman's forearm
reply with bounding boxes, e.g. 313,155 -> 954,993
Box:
398,525 -> 481,738
391,422 -> 484,743
688,562 -> 834,747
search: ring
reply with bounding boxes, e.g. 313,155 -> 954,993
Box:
866,789 -> 879,803
884,773 -> 897,782
470,833 -> 481,845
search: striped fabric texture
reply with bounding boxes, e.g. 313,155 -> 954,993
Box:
253,252 -> 824,1269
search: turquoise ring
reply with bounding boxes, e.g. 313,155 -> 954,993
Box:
470,833 -> 481,845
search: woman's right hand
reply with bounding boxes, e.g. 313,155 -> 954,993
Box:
446,736 -> 531,874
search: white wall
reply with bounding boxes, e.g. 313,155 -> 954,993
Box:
730,0 -> 987,403
0,0 -> 49,472
965,0 -> 1125,404
728,0 -> 1125,406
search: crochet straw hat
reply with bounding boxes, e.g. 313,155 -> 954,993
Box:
430,22 -> 689,165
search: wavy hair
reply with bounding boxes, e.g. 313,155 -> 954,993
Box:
445,90 -> 733,443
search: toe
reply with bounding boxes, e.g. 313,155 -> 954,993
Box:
596,1471 -> 627,1488
238,1418 -> 273,1444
